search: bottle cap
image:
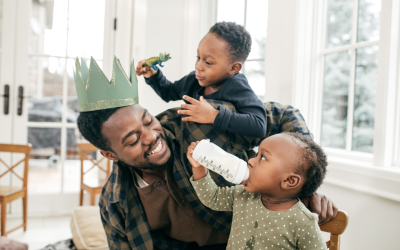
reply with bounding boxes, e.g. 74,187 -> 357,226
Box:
192,139 -> 209,162
232,159 -> 249,184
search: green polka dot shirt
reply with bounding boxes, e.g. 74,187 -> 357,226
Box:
190,172 -> 328,250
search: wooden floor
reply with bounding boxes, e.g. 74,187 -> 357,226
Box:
7,215 -> 72,250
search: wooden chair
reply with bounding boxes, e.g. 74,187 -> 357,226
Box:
0,143 -> 31,236
320,210 -> 349,250
77,143 -> 111,206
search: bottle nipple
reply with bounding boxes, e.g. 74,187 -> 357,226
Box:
243,167 -> 249,181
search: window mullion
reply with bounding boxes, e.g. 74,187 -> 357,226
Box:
345,0 -> 359,151
346,48 -> 356,151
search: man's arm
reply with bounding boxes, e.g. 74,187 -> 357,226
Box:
100,209 -> 131,250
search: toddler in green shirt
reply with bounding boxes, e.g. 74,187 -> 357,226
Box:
187,132 -> 328,250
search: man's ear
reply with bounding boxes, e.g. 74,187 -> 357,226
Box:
281,173 -> 301,189
229,62 -> 242,75
100,150 -> 118,162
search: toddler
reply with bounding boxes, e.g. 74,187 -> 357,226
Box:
136,22 -> 267,138
187,132 -> 328,250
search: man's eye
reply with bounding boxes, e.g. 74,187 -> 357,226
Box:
145,118 -> 153,126
130,137 -> 139,147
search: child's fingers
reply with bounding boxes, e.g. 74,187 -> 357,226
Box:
183,95 -> 200,104
182,116 -> 195,122
180,104 -> 195,110
177,109 -> 193,116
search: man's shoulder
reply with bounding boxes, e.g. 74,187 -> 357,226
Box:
100,164 -> 123,206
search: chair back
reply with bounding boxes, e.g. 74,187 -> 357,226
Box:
77,143 -> 111,183
319,210 -> 349,250
0,144 -> 32,189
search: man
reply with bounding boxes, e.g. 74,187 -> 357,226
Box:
75,57 -> 337,249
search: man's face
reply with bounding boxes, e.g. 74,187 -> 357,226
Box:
101,105 -> 171,170
195,33 -> 235,87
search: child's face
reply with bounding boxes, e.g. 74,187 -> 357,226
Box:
195,33 -> 237,88
244,134 -> 303,197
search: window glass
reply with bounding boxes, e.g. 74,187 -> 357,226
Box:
246,0 -> 268,60
28,128 -> 62,193
352,45 -> 378,153
357,0 -> 381,42
243,61 -> 265,101
320,51 -> 351,149
217,0 -> 245,26
28,57 -> 65,123
67,0 -> 105,59
326,0 -> 353,49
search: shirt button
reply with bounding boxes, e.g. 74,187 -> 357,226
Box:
157,182 -> 162,187
182,199 -> 186,205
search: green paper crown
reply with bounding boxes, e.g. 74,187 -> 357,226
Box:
74,56 -> 139,112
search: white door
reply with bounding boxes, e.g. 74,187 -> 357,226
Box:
0,0 -> 118,215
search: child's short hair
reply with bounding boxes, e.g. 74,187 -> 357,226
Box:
283,132 -> 327,198
209,21 -> 252,63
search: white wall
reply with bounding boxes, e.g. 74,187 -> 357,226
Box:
318,183 -> 400,250
264,0 -> 297,104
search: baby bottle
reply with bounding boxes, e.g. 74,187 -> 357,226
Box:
192,140 -> 249,184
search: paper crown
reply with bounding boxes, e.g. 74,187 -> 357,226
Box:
74,56 -> 139,112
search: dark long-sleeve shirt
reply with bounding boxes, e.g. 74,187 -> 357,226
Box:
144,70 -> 267,138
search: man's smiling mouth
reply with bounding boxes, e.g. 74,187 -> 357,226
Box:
148,140 -> 163,155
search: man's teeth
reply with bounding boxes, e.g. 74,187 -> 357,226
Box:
148,141 -> 162,155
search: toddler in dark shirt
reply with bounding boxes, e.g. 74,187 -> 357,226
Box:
136,22 -> 267,138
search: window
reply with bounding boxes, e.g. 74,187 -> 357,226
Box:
320,0 -> 381,154
27,0 -> 106,193
216,0 -> 268,101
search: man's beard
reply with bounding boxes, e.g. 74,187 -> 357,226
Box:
117,134 -> 173,171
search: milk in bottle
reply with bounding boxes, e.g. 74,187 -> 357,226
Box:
192,140 -> 249,184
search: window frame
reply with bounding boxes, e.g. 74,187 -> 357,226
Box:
294,0 -> 400,167
292,0 -> 400,201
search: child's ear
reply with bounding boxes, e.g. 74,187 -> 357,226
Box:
101,150 -> 118,162
229,62 -> 242,75
281,173 -> 301,190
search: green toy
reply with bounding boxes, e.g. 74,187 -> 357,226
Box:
143,52 -> 171,71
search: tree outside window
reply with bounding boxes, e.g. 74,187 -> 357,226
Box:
320,0 -> 380,153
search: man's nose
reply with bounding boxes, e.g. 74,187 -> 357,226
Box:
142,129 -> 157,145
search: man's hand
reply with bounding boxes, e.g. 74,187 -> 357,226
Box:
178,96 -> 220,124
301,193 -> 338,225
135,59 -> 158,78
187,141 -> 208,180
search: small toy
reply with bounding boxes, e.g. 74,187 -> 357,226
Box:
143,52 -> 171,71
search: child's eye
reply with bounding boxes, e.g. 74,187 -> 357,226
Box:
261,155 -> 266,161
196,56 -> 200,60
206,61 -> 211,65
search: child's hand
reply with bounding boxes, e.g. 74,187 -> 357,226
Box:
136,59 -> 158,78
178,96 -> 220,124
187,141 -> 202,168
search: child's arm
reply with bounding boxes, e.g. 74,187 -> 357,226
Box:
298,219 -> 328,250
187,142 -> 239,212
179,74 -> 267,138
213,75 -> 267,138
136,60 -> 197,103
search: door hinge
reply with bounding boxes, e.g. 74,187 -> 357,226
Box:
114,18 -> 117,30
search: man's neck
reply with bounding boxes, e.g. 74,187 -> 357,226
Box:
260,194 -> 298,212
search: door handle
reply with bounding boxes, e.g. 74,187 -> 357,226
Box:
17,86 -> 24,116
2,84 -> 9,115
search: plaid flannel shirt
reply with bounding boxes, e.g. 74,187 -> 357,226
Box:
99,101 -> 313,250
